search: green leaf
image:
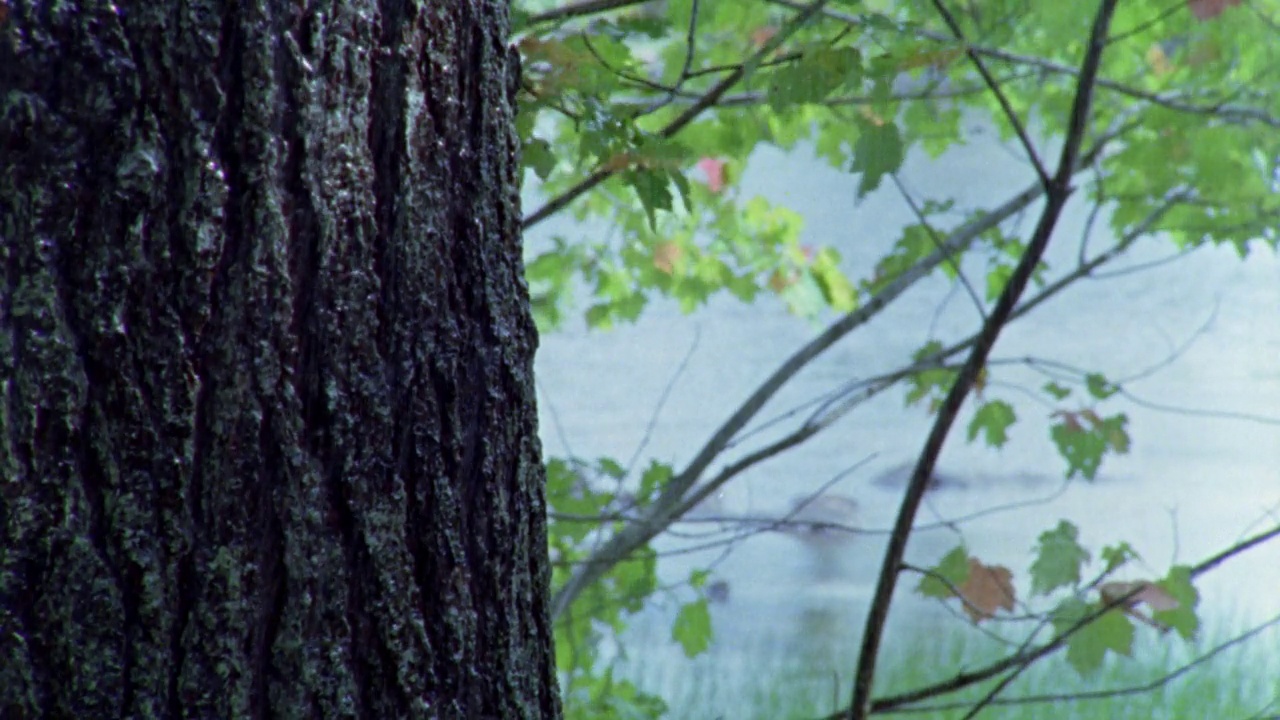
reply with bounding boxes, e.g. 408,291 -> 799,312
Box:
1052,598 -> 1135,676
669,169 -> 693,213
1100,542 -> 1138,572
1085,373 -> 1119,400
967,400 -> 1016,448
585,304 -> 613,329
671,598 -> 712,658
625,169 -> 674,231
1031,521 -> 1090,595
688,569 -> 710,590
850,120 -> 905,198
905,365 -> 955,410
868,224 -> 934,291
1043,382 -> 1072,400
912,340 -> 945,362
810,247 -> 858,312
778,271 -> 828,318
597,457 -> 627,480
611,545 -> 658,615
984,263 -> 1014,301
917,545 -> 970,599
638,461 -> 673,503
1098,413 -> 1131,454
767,47 -> 862,111
1051,415 -> 1108,480
1152,565 -> 1200,640
523,137 -> 557,180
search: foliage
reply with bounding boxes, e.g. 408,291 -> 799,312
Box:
616,613 -> 1280,719
917,522 -> 1200,677
514,0 -> 1279,716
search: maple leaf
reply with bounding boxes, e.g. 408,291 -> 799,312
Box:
1188,0 -> 1242,20
957,558 -> 1016,623
696,157 -> 727,193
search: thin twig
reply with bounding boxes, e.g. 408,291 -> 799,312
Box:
890,172 -> 987,320
624,325 -> 701,475
928,0 -> 1050,190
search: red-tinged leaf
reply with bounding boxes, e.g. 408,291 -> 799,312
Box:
1188,0 -> 1241,20
1054,410 -> 1083,433
653,241 -> 681,274
603,153 -> 637,172
1099,581 -> 1179,611
750,26 -> 778,48
1099,580 -> 1181,632
696,157 -> 727,193
957,558 -> 1016,623
768,268 -> 798,292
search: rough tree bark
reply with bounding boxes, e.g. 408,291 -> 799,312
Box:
0,2 -> 561,718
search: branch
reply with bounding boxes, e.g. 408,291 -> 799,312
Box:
889,172 -> 987,320
847,1 -> 1121,717
928,0 -> 1050,190
613,70 -> 1036,108
548,177 -> 1040,619
766,0 -> 1280,128
547,122 -> 1138,620
852,522 -> 1280,715
788,188 -> 1187,452
524,0 -> 655,26
523,0 -> 833,229
953,612 -> 1280,710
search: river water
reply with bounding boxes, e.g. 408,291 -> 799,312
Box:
526,127 -> 1280,701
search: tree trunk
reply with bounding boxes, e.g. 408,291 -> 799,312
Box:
0,2 -> 560,718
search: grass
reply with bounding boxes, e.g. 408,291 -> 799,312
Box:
606,611 -> 1280,719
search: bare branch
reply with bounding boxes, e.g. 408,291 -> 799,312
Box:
890,172 -> 987,320
847,1 -> 1121,716
928,0 -> 1051,190
524,0 -> 656,26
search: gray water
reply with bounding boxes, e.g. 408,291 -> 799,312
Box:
527,126 -> 1280,694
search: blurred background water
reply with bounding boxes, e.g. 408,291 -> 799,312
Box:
526,117 -> 1280,696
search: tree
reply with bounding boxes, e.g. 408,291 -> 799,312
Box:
515,0 -> 1280,717
1,2 -> 560,718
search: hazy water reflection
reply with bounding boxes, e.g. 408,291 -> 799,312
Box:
530,132 -> 1280,681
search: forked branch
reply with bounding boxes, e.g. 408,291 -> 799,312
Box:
846,1 -> 1121,717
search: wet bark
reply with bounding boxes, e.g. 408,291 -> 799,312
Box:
0,1 -> 560,718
